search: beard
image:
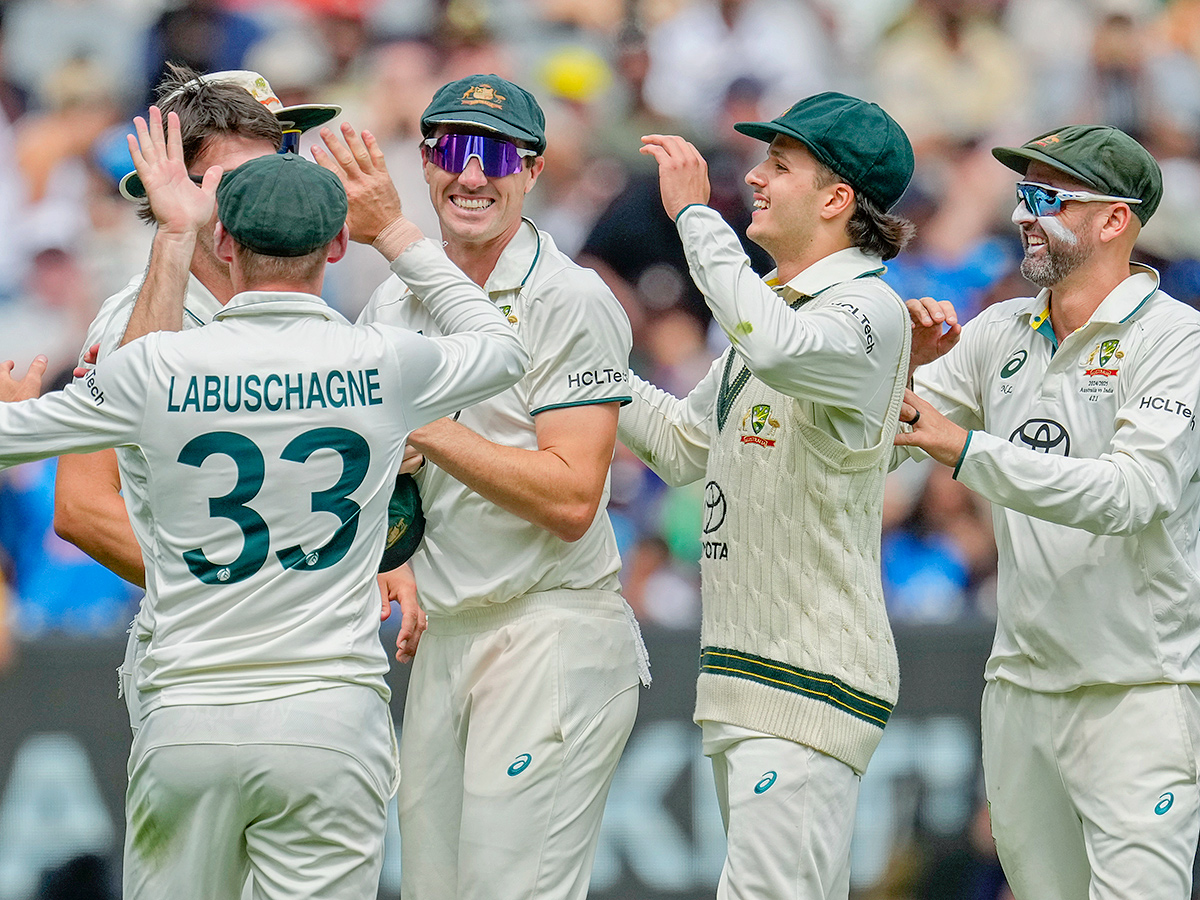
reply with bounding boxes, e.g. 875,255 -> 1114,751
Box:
1019,222 -> 1092,288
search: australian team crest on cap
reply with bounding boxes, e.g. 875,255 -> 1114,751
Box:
739,404 -> 780,447
461,83 -> 507,110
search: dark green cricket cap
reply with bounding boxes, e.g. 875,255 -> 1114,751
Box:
216,153 -> 347,257
992,124 -> 1162,224
421,74 -> 547,154
735,92 -> 914,211
378,474 -> 425,572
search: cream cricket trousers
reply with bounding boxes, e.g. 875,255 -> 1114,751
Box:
124,685 -> 397,900
703,721 -> 861,900
983,679 -> 1200,900
398,589 -> 642,900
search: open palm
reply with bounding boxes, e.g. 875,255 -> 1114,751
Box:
128,106 -> 220,235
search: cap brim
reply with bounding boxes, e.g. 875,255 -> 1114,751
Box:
991,146 -> 1099,190
119,170 -> 146,201
734,120 -> 842,176
277,104 -> 342,132
422,111 -> 543,151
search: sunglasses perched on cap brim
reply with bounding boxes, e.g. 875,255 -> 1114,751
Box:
1015,181 -> 1142,217
422,133 -> 537,178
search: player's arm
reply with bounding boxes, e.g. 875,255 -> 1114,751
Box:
54,451 -> 146,587
408,402 -> 619,543
901,323 -> 1200,535
120,106 -> 222,346
617,365 -> 716,487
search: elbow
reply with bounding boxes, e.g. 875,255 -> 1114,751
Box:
53,496 -> 88,547
739,346 -> 793,389
548,500 -> 601,543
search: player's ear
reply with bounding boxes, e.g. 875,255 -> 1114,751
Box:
214,222 -> 235,265
326,224 -> 350,264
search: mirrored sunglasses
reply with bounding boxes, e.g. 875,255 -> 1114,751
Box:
280,130 -> 301,154
1015,181 -> 1142,217
422,133 -> 537,178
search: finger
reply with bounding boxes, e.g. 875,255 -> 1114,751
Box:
639,142 -> 670,164
380,593 -> 391,621
936,300 -> 958,326
0,360 -> 13,377
341,121 -> 372,171
85,343 -> 99,365
130,117 -> 150,167
320,126 -> 358,173
166,110 -> 184,163
25,355 -> 48,381
147,105 -> 167,157
200,164 -> 222,197
362,129 -> 387,170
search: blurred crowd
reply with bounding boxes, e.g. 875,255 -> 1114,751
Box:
1,0 -> 1199,654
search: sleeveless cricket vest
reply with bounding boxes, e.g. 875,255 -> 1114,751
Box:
693,287 -> 910,774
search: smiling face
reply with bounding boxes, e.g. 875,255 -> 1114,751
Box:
424,124 -> 544,255
1012,161 -> 1102,288
744,135 -> 841,273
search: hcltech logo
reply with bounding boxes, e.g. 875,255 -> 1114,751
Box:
1156,792 -> 1174,815
508,754 -> 532,776
754,771 -> 777,794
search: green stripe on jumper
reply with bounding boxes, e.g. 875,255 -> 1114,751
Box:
700,647 -> 893,728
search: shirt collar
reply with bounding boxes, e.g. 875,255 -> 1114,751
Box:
183,274 -> 223,327
1019,263 -> 1161,347
764,247 -> 886,304
213,290 -> 350,324
483,218 -> 541,294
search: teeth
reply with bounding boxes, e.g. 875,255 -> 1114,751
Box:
754,199 -> 768,209
453,197 -> 493,209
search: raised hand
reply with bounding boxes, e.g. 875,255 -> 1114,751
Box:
640,134 -> 711,219
312,123 -> 406,245
127,106 -> 221,236
907,296 -> 962,370
0,356 -> 47,402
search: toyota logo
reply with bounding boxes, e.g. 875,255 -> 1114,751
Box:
703,481 -> 727,533
1009,418 -> 1070,455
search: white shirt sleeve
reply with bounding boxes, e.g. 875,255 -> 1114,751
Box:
617,357 -> 720,487
956,323 -> 1200,536
675,205 -> 905,412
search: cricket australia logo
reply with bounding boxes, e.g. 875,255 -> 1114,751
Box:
739,404 -> 780,447
1085,339 -> 1123,377
1010,418 -> 1070,456
462,84 -> 505,109
499,304 -> 518,324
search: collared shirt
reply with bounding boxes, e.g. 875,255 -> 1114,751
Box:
913,266 -> 1200,691
359,219 -> 632,616
5,241 -> 526,709
619,206 -> 909,487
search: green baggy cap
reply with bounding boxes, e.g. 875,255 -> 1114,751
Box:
421,74 -> 547,154
734,91 -> 914,211
378,474 -> 425,572
992,124 -> 1162,224
216,153 -> 347,257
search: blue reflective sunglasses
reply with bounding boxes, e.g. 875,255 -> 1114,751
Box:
1016,181 -> 1142,217
279,130 -> 301,154
422,133 -> 537,177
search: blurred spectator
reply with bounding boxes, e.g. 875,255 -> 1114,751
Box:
143,1 -> 266,105
0,247 -> 99,379
872,0 -> 1028,159
882,464 -> 996,623
642,0 -> 837,133
916,796 -> 1013,900
0,556 -> 13,674
621,534 -> 700,629
38,852 -> 119,900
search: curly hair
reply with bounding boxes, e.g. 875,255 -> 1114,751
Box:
813,162 -> 915,261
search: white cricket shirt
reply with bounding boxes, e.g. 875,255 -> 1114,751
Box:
358,220 -> 632,616
1,239 -> 528,710
912,266 -> 1200,691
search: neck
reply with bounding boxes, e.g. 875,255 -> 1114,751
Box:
1047,256 -> 1134,340
190,252 -> 236,305
441,220 -> 524,288
772,234 -> 854,285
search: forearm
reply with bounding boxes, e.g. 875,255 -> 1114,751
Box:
119,230 -> 196,346
618,374 -> 709,486
409,417 -> 606,542
54,451 -> 146,586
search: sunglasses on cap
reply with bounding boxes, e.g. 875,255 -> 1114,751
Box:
422,133 -> 538,178
1015,181 -> 1142,218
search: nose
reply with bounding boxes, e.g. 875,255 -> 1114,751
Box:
1012,200 -> 1036,225
745,162 -> 766,189
458,156 -> 489,189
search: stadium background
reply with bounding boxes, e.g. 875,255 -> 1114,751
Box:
1,0 -> 1199,897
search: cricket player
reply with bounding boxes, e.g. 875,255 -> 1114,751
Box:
0,109 -> 528,899
327,74 -> 648,900
617,93 -> 915,898
896,125 -> 1200,899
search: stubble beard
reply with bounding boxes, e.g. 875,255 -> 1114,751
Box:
1019,225 -> 1092,288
